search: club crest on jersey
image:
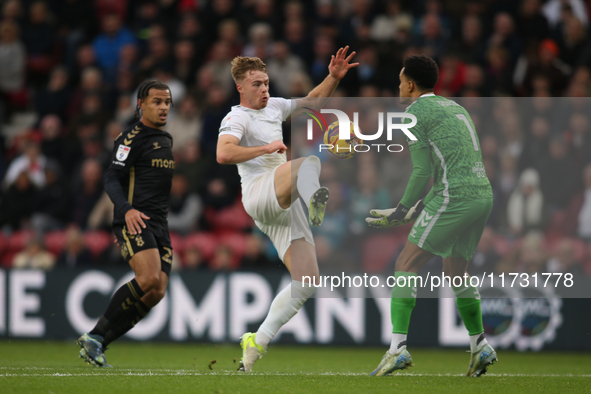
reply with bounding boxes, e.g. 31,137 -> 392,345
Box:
117,145 -> 131,161
221,116 -> 231,127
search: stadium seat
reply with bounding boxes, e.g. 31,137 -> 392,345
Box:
217,232 -> 248,261
183,232 -> 217,261
45,230 -> 68,257
169,232 -> 184,256
204,198 -> 254,232
83,231 -> 112,258
1,231 -> 33,267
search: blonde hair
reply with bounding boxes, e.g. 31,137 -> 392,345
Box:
231,56 -> 266,83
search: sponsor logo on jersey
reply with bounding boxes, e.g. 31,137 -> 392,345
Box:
152,158 -> 176,169
112,160 -> 125,166
117,145 -> 131,161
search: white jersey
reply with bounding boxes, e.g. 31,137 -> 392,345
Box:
218,97 -> 295,187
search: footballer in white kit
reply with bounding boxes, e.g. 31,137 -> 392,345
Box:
216,48 -> 358,372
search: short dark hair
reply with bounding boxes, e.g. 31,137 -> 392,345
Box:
402,55 -> 439,91
135,79 -> 173,118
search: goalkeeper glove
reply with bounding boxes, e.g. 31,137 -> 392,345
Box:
365,199 -> 425,229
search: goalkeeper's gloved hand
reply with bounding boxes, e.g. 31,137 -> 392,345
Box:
365,199 -> 425,229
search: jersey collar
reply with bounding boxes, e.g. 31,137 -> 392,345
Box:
419,93 -> 435,98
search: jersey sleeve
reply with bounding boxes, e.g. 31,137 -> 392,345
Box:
219,112 -> 247,140
104,136 -> 143,216
405,103 -> 429,152
400,146 -> 431,208
268,97 -> 296,121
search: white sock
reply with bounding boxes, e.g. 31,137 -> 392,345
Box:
388,333 -> 407,355
256,281 -> 317,348
296,156 -> 321,204
469,333 -> 488,353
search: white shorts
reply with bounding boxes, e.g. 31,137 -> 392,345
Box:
241,168 -> 314,262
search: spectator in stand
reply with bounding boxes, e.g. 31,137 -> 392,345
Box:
57,0 -> 99,70
87,191 -> 113,232
522,39 -> 569,96
454,15 -> 485,65
566,112 -> 591,169
470,226 -> 501,275
370,0 -> 412,42
93,13 -> 136,85
519,116 -> 551,173
284,17 -> 312,65
0,20 -> 26,116
539,137 -> 579,211
210,244 -> 234,271
507,168 -> 545,236
576,164 -> 591,240
13,234 -> 55,270
487,12 -> 521,68
547,238 -> 585,276
518,0 -> 550,46
31,161 -> 70,232
217,19 -> 242,59
21,1 -> 57,87
310,34 -> 335,85
168,173 -> 202,235
71,158 -> 103,229
165,95 -> 202,154
183,245 -> 208,270
175,140 -> 212,196
0,171 -> 37,232
56,226 -> 94,268
240,234 -> 272,269
4,138 -> 47,189
34,65 -> 71,122
266,41 -> 306,97
411,13 -> 449,61
67,67 -> 105,120
173,40 -> 197,87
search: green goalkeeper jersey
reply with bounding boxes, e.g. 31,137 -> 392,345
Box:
403,94 -> 492,203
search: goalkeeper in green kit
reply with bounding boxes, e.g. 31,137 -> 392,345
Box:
366,55 -> 497,377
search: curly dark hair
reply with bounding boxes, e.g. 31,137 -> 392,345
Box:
134,79 -> 173,118
402,55 -> 439,91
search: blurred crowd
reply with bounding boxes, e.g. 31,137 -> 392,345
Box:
0,0 -> 590,276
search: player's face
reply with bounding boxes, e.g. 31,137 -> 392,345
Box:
399,68 -> 412,104
238,70 -> 270,110
140,88 -> 172,129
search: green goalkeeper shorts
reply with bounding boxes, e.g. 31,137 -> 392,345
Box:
407,197 -> 493,261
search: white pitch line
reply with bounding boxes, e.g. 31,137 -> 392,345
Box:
1,371 -> 590,378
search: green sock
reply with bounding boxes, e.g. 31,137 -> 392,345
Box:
453,285 -> 484,336
391,271 -> 418,334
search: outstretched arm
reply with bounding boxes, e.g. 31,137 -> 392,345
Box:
216,135 -> 287,165
294,46 -> 359,114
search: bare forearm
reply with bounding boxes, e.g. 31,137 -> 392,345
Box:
297,75 -> 340,112
217,142 -> 268,165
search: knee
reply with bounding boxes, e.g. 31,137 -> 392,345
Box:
301,155 -> 320,171
136,272 -> 160,292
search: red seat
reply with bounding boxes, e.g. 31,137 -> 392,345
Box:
169,232 -> 184,255
217,232 -> 248,262
84,231 -> 112,257
45,230 -> 68,256
2,231 -> 33,267
184,232 -> 217,261
205,198 -> 254,232
6,231 -> 32,252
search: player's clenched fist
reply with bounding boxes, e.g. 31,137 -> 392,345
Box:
125,209 -> 150,234
265,140 -> 287,154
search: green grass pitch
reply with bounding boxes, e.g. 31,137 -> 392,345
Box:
1,341 -> 590,393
